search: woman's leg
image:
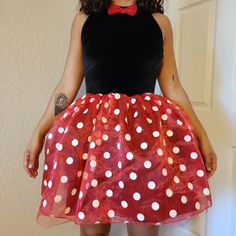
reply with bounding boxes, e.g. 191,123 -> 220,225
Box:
126,223 -> 159,236
80,223 -> 111,236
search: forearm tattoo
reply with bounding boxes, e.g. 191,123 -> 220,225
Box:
55,93 -> 69,116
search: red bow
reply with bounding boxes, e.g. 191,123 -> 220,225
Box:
107,3 -> 138,16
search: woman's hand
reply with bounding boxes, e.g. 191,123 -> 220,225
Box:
197,134 -> 217,179
23,134 -> 45,179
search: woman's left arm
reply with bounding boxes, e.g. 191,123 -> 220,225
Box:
153,13 -> 217,178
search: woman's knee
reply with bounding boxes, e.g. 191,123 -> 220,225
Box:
126,223 -> 159,236
80,223 -> 111,236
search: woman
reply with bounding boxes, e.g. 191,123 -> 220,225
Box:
23,0 -> 217,235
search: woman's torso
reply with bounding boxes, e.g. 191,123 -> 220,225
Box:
81,6 -> 164,96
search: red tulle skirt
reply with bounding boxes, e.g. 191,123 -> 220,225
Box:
36,92 -> 212,228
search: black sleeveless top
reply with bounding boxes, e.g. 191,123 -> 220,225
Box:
81,6 -> 164,96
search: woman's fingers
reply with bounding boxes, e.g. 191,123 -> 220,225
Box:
205,152 -> 217,179
23,149 -> 39,178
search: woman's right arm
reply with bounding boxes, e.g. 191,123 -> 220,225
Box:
33,11 -> 88,139
23,11 -> 88,178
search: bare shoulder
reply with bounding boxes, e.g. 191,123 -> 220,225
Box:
151,13 -> 173,42
72,10 -> 89,30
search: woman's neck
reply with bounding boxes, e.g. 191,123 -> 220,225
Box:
111,0 -> 137,6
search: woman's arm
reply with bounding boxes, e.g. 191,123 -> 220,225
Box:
32,11 -> 88,139
152,13 -> 217,178
23,11 -> 88,178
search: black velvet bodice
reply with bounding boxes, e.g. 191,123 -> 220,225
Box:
81,6 -> 164,96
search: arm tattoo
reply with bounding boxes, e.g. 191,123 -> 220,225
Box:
55,93 -> 69,116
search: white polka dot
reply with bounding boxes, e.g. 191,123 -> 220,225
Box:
114,93 -> 120,99
140,142 -> 148,149
121,200 -> 128,208
184,135 -> 192,142
58,127 -> 64,133
43,180 -> 47,186
92,199 -> 100,208
107,209 -> 115,218
152,106 -> 158,111
203,188 -> 210,196
48,133 -> 53,139
195,201 -> 201,210
102,134 -> 109,141
79,191 -> 83,199
166,130 -> 173,137
106,189 -> 113,197
136,126 -> 142,133
168,157 -> 173,164
118,180 -> 124,189
144,96 -> 151,100
71,188 -> 77,195
66,157 -> 73,164
77,170 -> 82,177
54,195 -> 62,203
78,211 -> 85,219
151,202 -> 160,210
133,192 -> 141,200
153,131 -> 160,137
91,179 -> 98,187
147,117 -> 152,123
115,125 -> 121,132
90,160 -> 97,168
117,142 -> 121,150
173,146 -> 180,154
166,188 -> 173,197
157,148 -> 163,156
64,127 -> 68,133
102,117 -> 107,123
43,199 -> 47,207
118,161 -> 122,169
71,139 -> 79,147
133,111 -> 138,117
76,122 -> 83,129
114,109 -> 120,115
181,195 -> 187,204
56,143 -> 63,151
105,170 -> 112,178
60,176 -> 68,183
53,162 -> 57,169
180,164 -> 186,171
148,181 -> 156,189
190,152 -> 198,159
65,207 -> 71,214
48,180 -> 52,188
82,153 -> 88,160
125,134 -> 131,141
162,168 -> 168,176
174,176 -> 180,184
169,209 -> 177,218
197,170 -> 204,177
137,213 -> 145,221
129,172 -> 137,180
126,152 -> 133,160
177,119 -> 183,125
103,152 -> 110,159
188,182 -> 193,190
144,160 -> 152,169
161,114 -> 168,120
90,141 -> 96,148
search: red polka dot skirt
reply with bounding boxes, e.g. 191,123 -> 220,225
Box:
36,92 -> 212,228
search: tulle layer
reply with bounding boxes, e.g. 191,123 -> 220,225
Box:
36,92 -> 212,228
